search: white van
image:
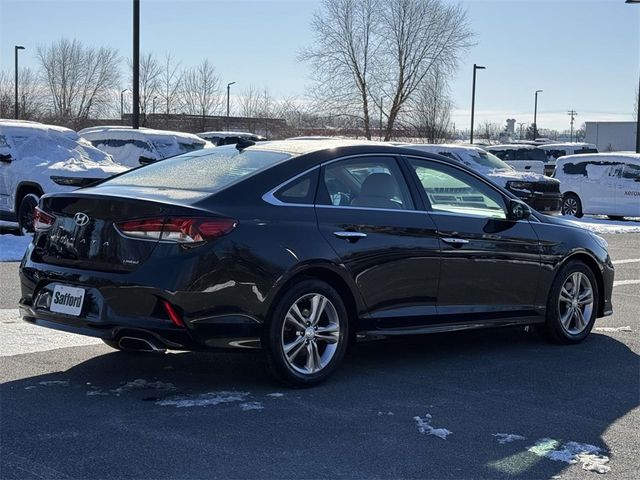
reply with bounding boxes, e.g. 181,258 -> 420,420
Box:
539,143 -> 598,176
554,153 -> 640,219
485,144 -> 548,175
0,120 -> 125,233
79,126 -> 211,168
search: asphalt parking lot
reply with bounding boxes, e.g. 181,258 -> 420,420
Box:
1,234 -> 638,479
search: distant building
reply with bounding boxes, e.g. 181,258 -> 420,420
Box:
585,121 -> 635,152
505,119 -> 516,136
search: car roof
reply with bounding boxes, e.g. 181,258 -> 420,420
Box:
242,138 -> 416,157
538,142 -> 596,150
0,120 -> 78,138
78,126 -> 205,142
198,131 -> 262,137
556,152 -> 640,165
487,144 -> 541,150
405,143 -> 487,154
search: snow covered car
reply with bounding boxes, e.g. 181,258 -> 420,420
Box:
485,144 -> 548,175
79,126 -> 210,168
197,131 -> 266,146
404,144 -> 562,213
0,120 -> 126,233
554,153 -> 640,219
539,143 -> 598,176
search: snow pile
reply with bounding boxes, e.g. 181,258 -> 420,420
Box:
493,433 -> 526,444
239,401 -> 264,411
563,216 -> 640,234
528,438 -> 610,474
266,392 -> 284,398
156,391 -> 249,408
594,326 -> 632,333
0,234 -> 31,261
413,413 -> 452,440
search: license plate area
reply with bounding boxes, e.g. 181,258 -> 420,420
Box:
49,284 -> 86,317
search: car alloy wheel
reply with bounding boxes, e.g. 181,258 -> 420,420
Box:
557,272 -> 594,335
562,197 -> 578,216
281,293 -> 340,375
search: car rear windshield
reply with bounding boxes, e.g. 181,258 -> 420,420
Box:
465,150 -> 512,170
100,147 -> 292,192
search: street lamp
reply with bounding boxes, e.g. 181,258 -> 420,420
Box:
626,0 -> 640,152
132,0 -> 140,129
226,81 -> 236,131
470,64 -> 485,144
533,90 -> 543,140
120,89 -> 129,119
14,45 -> 25,119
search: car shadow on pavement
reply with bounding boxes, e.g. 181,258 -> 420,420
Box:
1,327 -> 638,479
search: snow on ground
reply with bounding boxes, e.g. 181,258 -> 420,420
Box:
0,234 -> 31,262
239,401 -> 264,411
156,391 -> 249,408
266,392 -> 284,398
413,413 -> 452,440
493,433 -> 526,444
594,326 -> 632,333
528,438 -> 611,474
562,215 -> 640,234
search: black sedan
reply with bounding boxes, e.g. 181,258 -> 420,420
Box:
19,140 -> 614,386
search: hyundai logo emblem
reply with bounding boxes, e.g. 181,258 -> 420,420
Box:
74,212 -> 90,226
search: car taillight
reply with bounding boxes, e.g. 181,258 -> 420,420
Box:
34,207 -> 56,231
115,217 -> 237,243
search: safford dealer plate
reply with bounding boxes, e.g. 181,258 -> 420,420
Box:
50,285 -> 85,316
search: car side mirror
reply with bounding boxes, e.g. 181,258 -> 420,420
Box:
507,199 -> 531,221
0,153 -> 12,163
138,156 -> 155,166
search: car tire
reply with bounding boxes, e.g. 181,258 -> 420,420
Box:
561,193 -> 583,218
264,279 -> 349,387
18,193 -> 40,235
541,261 -> 598,344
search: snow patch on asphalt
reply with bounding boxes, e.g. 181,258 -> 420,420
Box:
595,326 -> 632,333
493,433 -> 526,444
156,391 -> 249,408
111,379 -> 176,394
0,234 -> 31,262
413,414 -> 452,440
38,380 -> 70,387
266,392 -> 284,398
377,411 -> 395,416
528,438 -> 611,474
239,401 -> 264,411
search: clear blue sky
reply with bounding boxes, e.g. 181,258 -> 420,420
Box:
0,0 -> 638,131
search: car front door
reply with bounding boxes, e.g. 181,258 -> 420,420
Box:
616,162 -> 640,217
404,156 -> 542,321
315,155 -> 441,328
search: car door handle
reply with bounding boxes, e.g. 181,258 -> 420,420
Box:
333,231 -> 367,242
441,237 -> 469,246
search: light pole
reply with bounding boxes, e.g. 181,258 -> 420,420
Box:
132,0 -> 140,129
120,89 -> 129,119
226,81 -> 236,131
14,45 -> 25,119
533,90 -> 543,140
627,0 -> 640,152
470,64 -> 485,144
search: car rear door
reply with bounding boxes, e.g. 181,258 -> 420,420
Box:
403,156 -> 542,321
315,155 -> 441,328
616,162 -> 640,217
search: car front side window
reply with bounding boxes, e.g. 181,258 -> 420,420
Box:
408,158 -> 507,220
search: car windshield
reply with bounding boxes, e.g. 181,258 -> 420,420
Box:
465,150 -> 513,171
101,147 -> 292,192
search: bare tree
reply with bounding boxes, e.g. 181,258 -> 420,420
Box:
478,121 -> 501,142
159,53 -> 182,116
181,59 -> 222,129
301,0 -> 381,139
405,67 -> 453,143
133,53 -> 162,124
0,68 -> 45,120
379,0 -> 473,140
0,70 -> 15,118
36,38 -> 120,124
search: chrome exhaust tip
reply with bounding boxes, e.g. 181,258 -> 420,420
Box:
117,336 -> 166,353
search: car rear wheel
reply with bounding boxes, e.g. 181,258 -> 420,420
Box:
18,193 -> 39,235
561,193 -> 582,218
541,261 -> 598,344
265,279 -> 349,386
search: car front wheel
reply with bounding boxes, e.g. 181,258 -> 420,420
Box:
18,193 -> 40,235
542,261 -> 598,344
265,279 -> 349,386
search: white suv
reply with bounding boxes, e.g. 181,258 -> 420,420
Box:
554,153 -> 640,219
0,120 -> 125,233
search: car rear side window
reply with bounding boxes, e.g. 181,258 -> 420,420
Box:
101,148 -> 292,192
274,170 -> 319,205
408,158 -> 506,219
318,156 -> 414,210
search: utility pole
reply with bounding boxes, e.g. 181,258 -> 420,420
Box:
533,90 -> 543,140
567,110 -> 578,142
470,64 -> 486,144
14,46 -> 25,119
